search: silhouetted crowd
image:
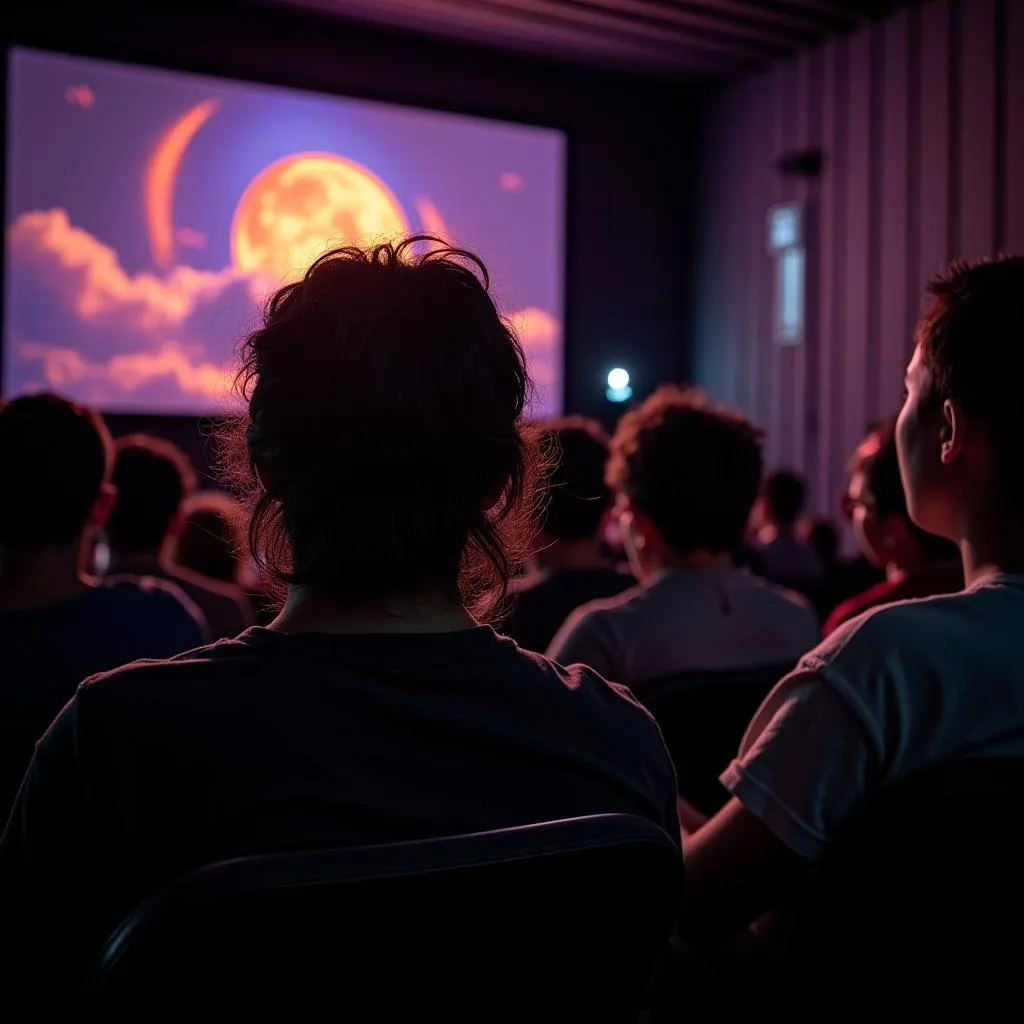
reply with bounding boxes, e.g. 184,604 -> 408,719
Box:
1,240 -> 1023,1017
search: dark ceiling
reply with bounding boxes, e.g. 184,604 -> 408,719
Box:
273,0 -> 917,78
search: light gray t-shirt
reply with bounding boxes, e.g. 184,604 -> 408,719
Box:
546,566 -> 820,686
721,573 -> 1024,862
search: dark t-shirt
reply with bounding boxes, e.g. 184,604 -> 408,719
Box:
505,566 -> 635,654
116,561 -> 256,640
0,625 -> 679,1015
0,580 -> 207,818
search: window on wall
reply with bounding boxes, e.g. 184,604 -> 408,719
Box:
767,203 -> 805,346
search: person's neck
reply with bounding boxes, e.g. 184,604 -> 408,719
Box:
536,537 -> 606,572
107,548 -> 164,575
0,542 -> 90,612
885,548 -> 958,583
270,585 -> 478,635
652,548 -> 733,575
958,504 -> 1024,587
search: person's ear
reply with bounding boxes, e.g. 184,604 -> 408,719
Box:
88,482 -> 118,531
626,505 -> 659,552
940,399 -> 966,465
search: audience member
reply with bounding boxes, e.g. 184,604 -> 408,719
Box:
798,518 -> 839,575
175,490 -> 250,586
823,419 -> 962,635
106,436 -> 255,639
798,515 -> 886,623
548,386 -> 819,685
683,256 -> 1024,947
502,417 -> 633,652
0,395 -> 207,816
753,470 -> 823,593
0,240 -> 679,1016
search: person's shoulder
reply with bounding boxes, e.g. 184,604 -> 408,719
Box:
570,580 -> 648,624
739,569 -> 817,617
803,586 -> 979,675
102,573 -> 199,615
167,563 -> 248,606
76,631 -> 253,702
524,648 -> 674,752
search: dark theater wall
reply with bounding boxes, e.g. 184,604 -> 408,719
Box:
4,1 -> 699,447
692,0 -> 1024,519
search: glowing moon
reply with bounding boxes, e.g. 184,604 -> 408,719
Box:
231,153 -> 409,283
145,99 -> 219,267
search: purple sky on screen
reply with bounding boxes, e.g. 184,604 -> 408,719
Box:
4,48 -> 565,416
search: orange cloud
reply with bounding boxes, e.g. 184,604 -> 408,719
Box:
512,306 -> 559,347
20,340 -> 237,401
7,208 -> 561,414
8,209 -> 267,335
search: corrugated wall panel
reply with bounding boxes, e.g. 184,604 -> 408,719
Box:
691,0 -> 1022,526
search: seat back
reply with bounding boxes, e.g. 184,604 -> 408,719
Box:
637,662 -> 792,814
790,758 -> 1024,1011
85,814 -> 683,1018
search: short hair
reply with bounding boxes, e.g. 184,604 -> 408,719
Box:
851,419 -> 958,559
917,255 -> 1024,508
176,491 -> 246,584
605,384 -> 764,555
219,237 -> 543,617
107,435 -> 197,553
0,392 -> 112,548
536,417 -> 611,542
764,470 -> 806,528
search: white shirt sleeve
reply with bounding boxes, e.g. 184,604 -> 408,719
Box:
719,672 -> 882,861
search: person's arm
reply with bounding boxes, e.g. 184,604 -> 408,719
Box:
680,673 -> 880,948
0,697 -> 100,1020
682,798 -> 809,947
676,794 -> 707,838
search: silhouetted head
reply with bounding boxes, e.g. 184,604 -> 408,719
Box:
897,255 -> 1024,541
843,419 -> 958,570
107,435 -> 196,555
605,385 -> 764,576
799,518 -> 840,569
175,491 -> 246,585
762,470 -> 806,530
0,393 -> 114,550
535,416 -> 612,543
221,237 -> 542,617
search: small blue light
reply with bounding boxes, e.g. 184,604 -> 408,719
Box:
606,385 -> 633,403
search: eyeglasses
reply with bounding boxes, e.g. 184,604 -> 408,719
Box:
839,493 -> 876,522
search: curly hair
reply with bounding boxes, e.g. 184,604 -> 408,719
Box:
218,237 -> 544,619
605,384 -> 764,554
916,255 -> 1024,508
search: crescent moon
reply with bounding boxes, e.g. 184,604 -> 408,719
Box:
414,196 -> 453,251
144,99 -> 219,267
